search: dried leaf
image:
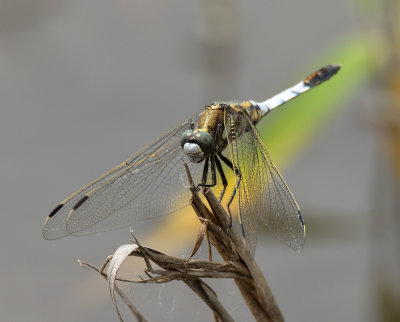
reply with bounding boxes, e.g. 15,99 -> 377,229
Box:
188,221 -> 208,260
107,244 -> 139,322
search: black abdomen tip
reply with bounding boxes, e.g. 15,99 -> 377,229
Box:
304,64 -> 341,87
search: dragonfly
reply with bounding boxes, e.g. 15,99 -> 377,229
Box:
43,64 -> 340,256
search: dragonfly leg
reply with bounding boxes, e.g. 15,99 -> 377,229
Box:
217,152 -> 234,199
216,152 -> 236,225
215,157 -> 227,201
209,158 -> 216,187
217,152 -> 233,170
197,157 -> 217,189
226,168 -> 241,228
201,157 -> 209,185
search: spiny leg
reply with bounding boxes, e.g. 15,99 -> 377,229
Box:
218,152 -> 233,170
201,157 -> 209,185
226,167 -> 242,229
215,157 -> 227,201
212,124 -> 229,200
217,152 -> 236,226
218,153 -> 246,236
209,158 -> 216,187
217,152 -> 234,197
197,157 -> 217,189
217,152 -> 236,203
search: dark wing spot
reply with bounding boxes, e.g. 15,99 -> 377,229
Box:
304,64 -> 341,87
298,209 -> 305,226
48,204 -> 63,218
72,195 -> 89,211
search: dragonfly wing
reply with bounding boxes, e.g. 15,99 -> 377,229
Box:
224,107 -> 305,256
43,112 -> 204,239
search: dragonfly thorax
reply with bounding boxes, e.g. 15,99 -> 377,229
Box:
180,129 -> 215,163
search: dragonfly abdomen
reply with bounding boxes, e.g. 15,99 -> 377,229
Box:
233,101 -> 263,124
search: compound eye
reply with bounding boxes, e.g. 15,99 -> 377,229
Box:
194,131 -> 215,155
180,130 -> 193,148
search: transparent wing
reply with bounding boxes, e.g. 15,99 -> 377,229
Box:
43,111 -> 205,240
224,107 -> 305,256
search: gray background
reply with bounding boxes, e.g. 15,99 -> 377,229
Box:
0,1 -> 380,321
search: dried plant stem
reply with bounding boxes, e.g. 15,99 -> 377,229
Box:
132,242 -> 236,322
80,162 -> 283,321
185,161 -> 283,321
191,189 -> 283,321
78,260 -> 149,322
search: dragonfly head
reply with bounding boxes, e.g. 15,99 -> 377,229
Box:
181,129 -> 215,163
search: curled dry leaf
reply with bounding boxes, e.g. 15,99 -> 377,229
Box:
107,244 -> 139,322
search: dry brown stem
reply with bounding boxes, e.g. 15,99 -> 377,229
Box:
80,162 -> 283,321
184,161 -> 283,322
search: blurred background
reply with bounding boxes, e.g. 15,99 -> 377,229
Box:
1,0 -> 399,321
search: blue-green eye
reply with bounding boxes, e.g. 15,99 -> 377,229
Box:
194,131 -> 215,155
180,130 -> 193,148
